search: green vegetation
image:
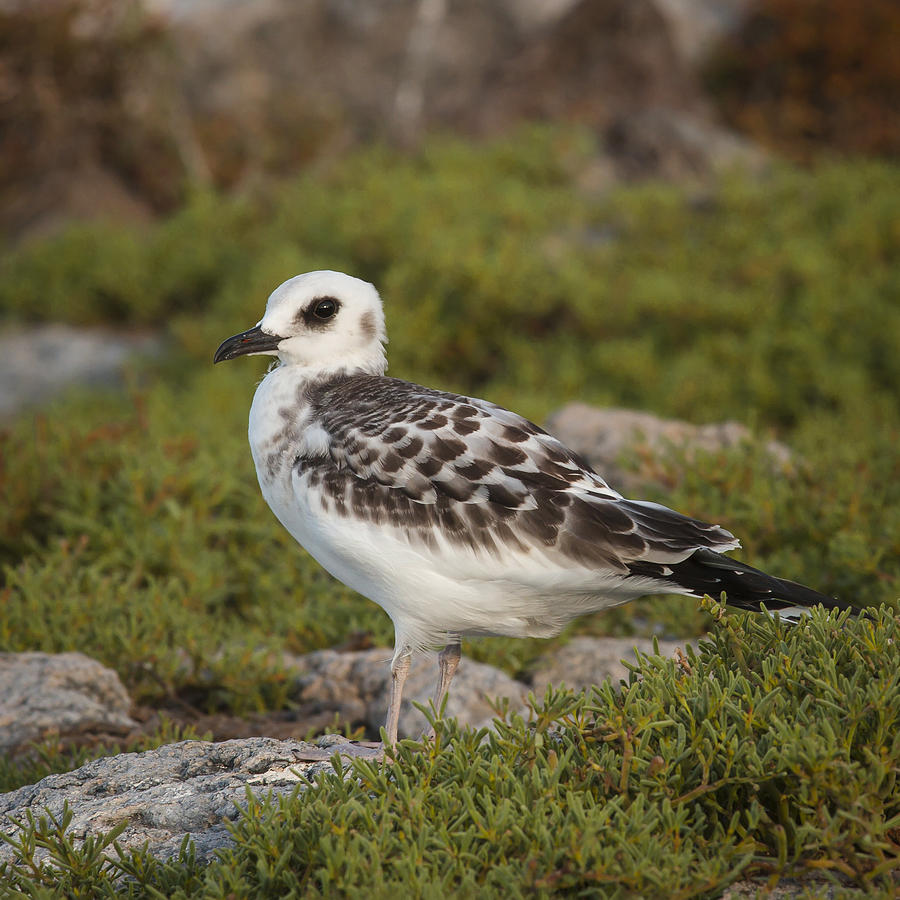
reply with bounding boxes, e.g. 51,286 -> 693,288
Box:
0,129 -> 898,894
2,604 -> 898,897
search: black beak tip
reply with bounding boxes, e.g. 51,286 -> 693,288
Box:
212,341 -> 233,364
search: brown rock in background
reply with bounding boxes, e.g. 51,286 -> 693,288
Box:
530,635 -> 686,698
7,0 -> 891,242
0,0 -> 186,238
0,0 -> 758,241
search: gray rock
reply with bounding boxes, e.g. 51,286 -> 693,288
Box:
530,636 -> 687,698
0,326 -> 161,419
546,403 -> 791,493
285,648 -> 529,739
605,107 -> 766,182
0,736 -> 381,865
0,652 -> 137,754
654,0 -> 752,64
159,0 -> 717,164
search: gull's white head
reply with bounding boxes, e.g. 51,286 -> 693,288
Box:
214,270 -> 387,376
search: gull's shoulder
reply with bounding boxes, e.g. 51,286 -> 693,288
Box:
306,374 -> 617,499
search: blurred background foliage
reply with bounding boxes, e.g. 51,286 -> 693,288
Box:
705,0 -> 900,160
2,0 -> 899,239
1,132 -> 897,715
0,0 -> 898,716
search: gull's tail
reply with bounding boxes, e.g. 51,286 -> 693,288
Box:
629,548 -> 854,618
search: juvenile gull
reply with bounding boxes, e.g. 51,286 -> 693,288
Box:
214,271 -> 851,745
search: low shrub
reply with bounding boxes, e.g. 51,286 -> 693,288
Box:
1,605 -> 898,897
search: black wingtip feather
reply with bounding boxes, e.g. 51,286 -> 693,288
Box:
628,548 -> 855,615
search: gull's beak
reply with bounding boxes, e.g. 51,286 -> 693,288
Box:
213,325 -> 283,363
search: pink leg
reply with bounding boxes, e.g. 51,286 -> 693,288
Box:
384,652 -> 411,745
432,641 -> 461,711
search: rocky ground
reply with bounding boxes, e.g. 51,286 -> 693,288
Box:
0,326 -> 162,419
0,637 -> 686,864
0,637 -> 690,756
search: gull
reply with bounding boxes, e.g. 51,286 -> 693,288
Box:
214,270 -> 850,745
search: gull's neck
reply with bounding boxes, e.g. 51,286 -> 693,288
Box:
275,346 -> 388,382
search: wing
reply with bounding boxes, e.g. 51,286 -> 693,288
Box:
300,375 -> 739,572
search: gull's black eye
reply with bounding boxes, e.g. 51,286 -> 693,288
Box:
313,298 -> 338,320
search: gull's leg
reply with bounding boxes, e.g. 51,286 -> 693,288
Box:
433,641 -> 461,711
384,651 -> 411,746
422,641 -> 461,739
